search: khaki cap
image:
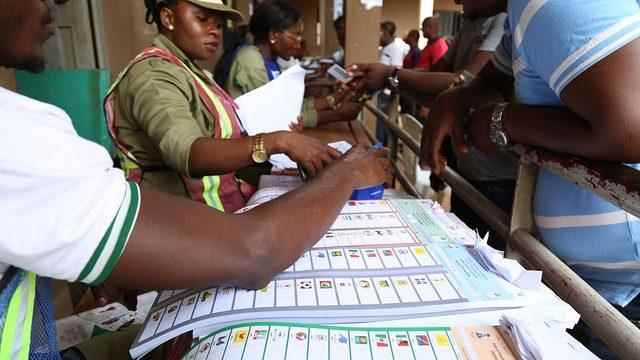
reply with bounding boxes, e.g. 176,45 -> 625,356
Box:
185,0 -> 244,22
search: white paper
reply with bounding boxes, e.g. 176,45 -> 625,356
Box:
500,314 -> 599,360
269,141 -> 353,171
236,65 -> 306,136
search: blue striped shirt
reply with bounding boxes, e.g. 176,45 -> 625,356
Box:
493,0 -> 640,306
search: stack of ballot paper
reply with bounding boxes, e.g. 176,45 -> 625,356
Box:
499,314 -> 599,360
129,199 -> 533,358
181,321 -> 519,360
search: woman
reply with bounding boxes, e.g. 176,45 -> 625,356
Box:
224,0 -> 362,128
105,0 -> 338,213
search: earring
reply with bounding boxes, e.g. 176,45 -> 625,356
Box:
168,25 -> 175,30
270,39 -> 276,44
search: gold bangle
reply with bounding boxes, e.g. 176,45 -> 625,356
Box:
326,95 -> 338,110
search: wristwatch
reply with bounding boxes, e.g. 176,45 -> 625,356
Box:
489,102 -> 510,148
387,67 -> 400,90
251,135 -> 268,163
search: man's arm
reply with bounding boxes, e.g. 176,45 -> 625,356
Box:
350,49 -> 498,100
109,146 -> 390,291
473,39 -> 640,162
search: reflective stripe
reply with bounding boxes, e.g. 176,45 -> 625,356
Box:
0,272 -> 36,360
535,210 -> 639,229
172,59 -> 233,211
202,176 -> 224,212
178,65 -> 234,139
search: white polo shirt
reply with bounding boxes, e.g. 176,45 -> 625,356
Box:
379,37 -> 410,67
0,87 -> 140,285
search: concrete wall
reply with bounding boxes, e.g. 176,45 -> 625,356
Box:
101,0 -> 156,77
382,0 -> 421,41
434,0 -> 462,11
291,0 -> 322,57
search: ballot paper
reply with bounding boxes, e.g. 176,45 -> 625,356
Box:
130,200 -> 528,358
499,314 -> 599,360
235,65 -> 306,136
469,237 -> 543,291
264,141 -> 352,172
182,322 -> 519,360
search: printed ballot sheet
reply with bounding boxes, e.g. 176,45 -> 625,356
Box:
181,322 -> 519,360
130,200 -> 522,358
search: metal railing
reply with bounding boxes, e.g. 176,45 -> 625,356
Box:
362,95 -> 640,359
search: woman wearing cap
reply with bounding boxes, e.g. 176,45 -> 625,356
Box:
223,0 -> 363,129
105,0 -> 340,213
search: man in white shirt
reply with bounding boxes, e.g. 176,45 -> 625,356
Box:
0,0 -> 390,356
379,21 -> 410,67
376,21 -> 410,144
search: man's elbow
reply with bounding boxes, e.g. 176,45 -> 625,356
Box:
232,228 -> 282,290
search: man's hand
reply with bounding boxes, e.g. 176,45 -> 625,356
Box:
348,63 -> 394,92
279,132 -> 341,177
336,101 -> 364,121
333,145 -> 391,189
420,89 -> 470,174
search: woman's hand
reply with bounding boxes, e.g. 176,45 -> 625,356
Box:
272,132 -> 341,177
330,145 -> 391,189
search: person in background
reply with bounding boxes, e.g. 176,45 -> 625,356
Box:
416,16 -> 448,71
225,0 -> 362,129
428,1 -> 512,246
0,0 -> 391,357
107,0 -> 339,214
376,20 -> 410,144
214,24 -> 251,86
331,15 -> 346,67
379,21 -> 410,68
403,29 -> 422,69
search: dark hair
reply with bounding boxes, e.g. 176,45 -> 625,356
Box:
380,21 -> 396,36
334,15 -> 345,29
249,0 -> 301,44
144,0 -> 178,26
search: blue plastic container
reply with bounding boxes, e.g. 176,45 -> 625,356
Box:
350,143 -> 385,200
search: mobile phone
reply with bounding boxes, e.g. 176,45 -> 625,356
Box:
327,64 -> 353,83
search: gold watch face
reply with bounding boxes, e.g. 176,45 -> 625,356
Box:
252,150 -> 268,163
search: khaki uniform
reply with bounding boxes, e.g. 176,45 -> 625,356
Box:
113,35 -> 223,198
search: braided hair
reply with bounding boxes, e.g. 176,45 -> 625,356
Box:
144,0 -> 178,26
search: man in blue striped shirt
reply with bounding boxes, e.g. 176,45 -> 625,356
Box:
422,0 -> 640,309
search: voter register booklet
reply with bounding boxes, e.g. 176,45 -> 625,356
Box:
130,200 -> 526,358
